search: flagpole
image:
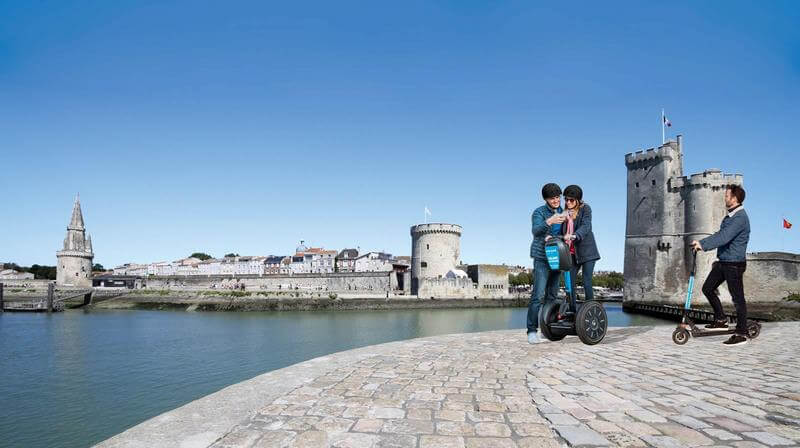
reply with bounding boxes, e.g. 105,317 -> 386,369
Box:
782,216 -> 786,252
662,108 -> 665,145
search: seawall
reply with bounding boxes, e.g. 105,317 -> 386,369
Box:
93,293 -> 528,312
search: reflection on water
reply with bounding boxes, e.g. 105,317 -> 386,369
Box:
0,305 -> 669,448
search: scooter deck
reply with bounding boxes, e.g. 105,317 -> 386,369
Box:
677,319 -> 761,338
689,327 -> 739,338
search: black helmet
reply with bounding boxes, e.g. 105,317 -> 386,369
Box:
541,183 -> 562,199
564,184 -> 583,201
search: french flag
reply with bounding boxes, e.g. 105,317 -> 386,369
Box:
784,218 -> 792,229
663,115 -> 672,127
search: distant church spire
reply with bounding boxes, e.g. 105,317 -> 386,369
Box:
68,194 -> 85,231
57,194 -> 94,287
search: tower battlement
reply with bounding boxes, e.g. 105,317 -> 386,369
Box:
624,138 -> 682,168
671,170 -> 743,190
410,223 -> 462,236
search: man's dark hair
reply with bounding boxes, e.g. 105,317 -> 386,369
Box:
541,183 -> 562,199
727,185 -> 745,204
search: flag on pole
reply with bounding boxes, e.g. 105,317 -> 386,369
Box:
424,206 -> 431,223
784,218 -> 792,229
661,108 -> 672,144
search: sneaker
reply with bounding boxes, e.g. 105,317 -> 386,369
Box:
705,320 -> 728,329
723,334 -> 747,346
528,332 -> 543,344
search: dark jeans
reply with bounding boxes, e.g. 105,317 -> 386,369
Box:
528,258 -> 561,333
568,258 -> 596,302
702,261 -> 748,334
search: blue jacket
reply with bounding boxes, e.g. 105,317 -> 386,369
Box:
530,204 -> 562,261
561,203 -> 601,265
700,207 -> 750,262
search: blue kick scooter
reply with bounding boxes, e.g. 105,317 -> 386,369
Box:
671,250 -> 761,345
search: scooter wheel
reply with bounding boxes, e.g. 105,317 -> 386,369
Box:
539,301 -> 567,341
747,322 -> 761,339
576,301 -> 607,345
672,328 -> 690,345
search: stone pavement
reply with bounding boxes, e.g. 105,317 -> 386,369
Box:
100,323 -> 800,448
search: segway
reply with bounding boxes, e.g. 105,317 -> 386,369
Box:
539,236 -> 608,345
671,250 -> 761,345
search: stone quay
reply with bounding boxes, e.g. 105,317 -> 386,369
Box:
99,323 -> 800,448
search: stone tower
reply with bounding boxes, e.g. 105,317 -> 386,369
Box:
624,136 -> 742,304
410,223 -> 462,295
56,195 -> 94,287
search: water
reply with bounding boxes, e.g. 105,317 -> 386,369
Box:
0,305 -> 669,448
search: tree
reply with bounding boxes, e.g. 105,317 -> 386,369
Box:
93,263 -> 105,271
592,271 -> 624,290
2,262 -> 56,280
189,252 -> 213,260
224,253 -> 239,258
508,272 -> 532,287
27,264 -> 57,280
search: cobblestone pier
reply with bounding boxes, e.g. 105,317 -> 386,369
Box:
99,323 -> 800,448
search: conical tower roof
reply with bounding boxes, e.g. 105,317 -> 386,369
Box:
68,194 -> 85,230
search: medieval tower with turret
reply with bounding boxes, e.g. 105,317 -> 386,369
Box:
624,136 -> 743,304
56,196 -> 94,287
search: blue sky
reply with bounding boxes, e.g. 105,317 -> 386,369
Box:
1,1 -> 798,271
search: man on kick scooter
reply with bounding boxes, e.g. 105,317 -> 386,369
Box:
691,185 -> 751,346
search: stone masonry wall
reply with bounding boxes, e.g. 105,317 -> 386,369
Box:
142,272 -> 393,293
416,277 -> 478,299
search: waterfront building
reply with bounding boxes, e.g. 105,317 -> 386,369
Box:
335,249 -> 359,273
354,251 -> 394,272
264,256 -> 285,275
113,263 -> 148,276
288,242 -> 336,274
0,269 -> 34,280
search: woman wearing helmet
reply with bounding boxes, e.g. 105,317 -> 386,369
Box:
561,185 -> 601,302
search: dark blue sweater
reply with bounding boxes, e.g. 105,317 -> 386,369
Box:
530,204 -> 562,261
700,207 -> 750,262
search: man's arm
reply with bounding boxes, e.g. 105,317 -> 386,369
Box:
532,209 -> 549,237
699,215 -> 746,251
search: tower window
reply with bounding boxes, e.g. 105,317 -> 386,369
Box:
426,244 -> 429,250
635,182 -> 639,188
421,262 -> 427,268
652,179 -> 656,186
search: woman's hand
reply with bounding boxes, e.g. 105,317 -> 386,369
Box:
564,234 -> 576,241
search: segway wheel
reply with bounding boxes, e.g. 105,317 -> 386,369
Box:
539,301 -> 567,341
672,328 -> 689,345
747,321 -> 761,339
576,301 -> 607,345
